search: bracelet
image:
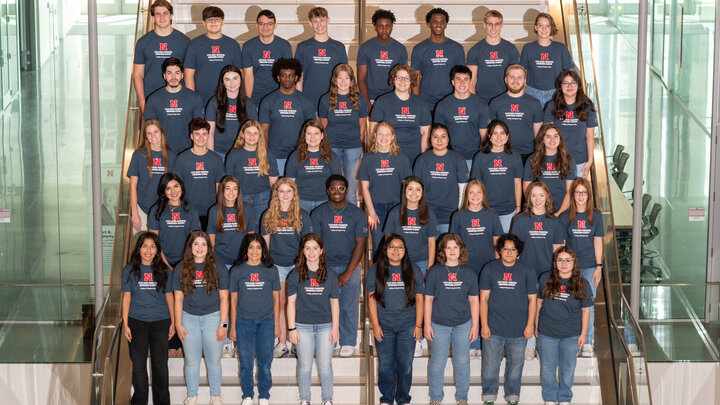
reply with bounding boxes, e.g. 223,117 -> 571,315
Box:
288,327 -> 297,331
414,325 -> 422,329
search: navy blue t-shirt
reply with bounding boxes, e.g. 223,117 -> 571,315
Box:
134,29 -> 190,98
241,35 -> 293,105
311,202 -> 368,267
537,273 -> 594,338
207,203 -> 258,264
260,210 -> 313,267
559,210 -> 605,269
544,101 -> 598,165
510,213 -> 565,276
285,150 -> 342,201
370,92 -> 432,162
489,93 -> 544,155
144,87 -> 204,153
173,261 -> 229,316
294,37 -> 348,107
126,148 -> 177,214
204,96 -> 258,156
450,208 -> 503,273
147,204 -> 201,265
425,264 -> 478,326
122,264 -> 171,322
174,149 -> 225,216
479,259 -> 538,337
411,38 -> 466,107
286,268 -> 340,324
318,93 -> 368,149
520,41 -> 575,91
467,39 -> 520,102
523,154 -> 576,211
433,94 -> 491,159
357,37 -> 408,100
366,263 -> 425,328
413,150 -> 469,223
357,152 -> 412,205
384,207 -> 440,263
229,262 -> 281,320
224,147 -> 279,195
470,151 -> 524,215
258,89 -> 316,159
184,34 -> 243,104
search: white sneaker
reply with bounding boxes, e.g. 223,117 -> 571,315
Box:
559,402 -> 571,405
241,398 -> 253,405
210,395 -> 223,405
469,349 -> 478,358
339,345 -> 354,357
298,401 -> 310,405
183,397 -> 197,405
221,343 -> 234,358
544,402 -> 557,405
322,401 -> 333,405
414,341 -> 423,357
273,342 -> 289,358
258,399 -> 269,405
525,347 -> 536,360
581,344 -> 594,357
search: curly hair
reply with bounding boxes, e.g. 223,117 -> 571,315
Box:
368,121 -> 401,155
263,178 -> 304,234
272,58 -> 303,82
213,65 -> 249,133
495,233 -> 524,255
373,234 -> 416,308
328,64 -> 361,111
126,232 -> 169,292
138,119 -> 171,178
179,231 -> 219,295
541,246 -> 586,300
529,123 -> 572,180
295,233 -> 329,284
371,9 -> 396,25
399,176 -> 430,226
388,64 -> 418,90
567,177 -> 597,226
523,181 -> 556,217
480,119 -> 514,154
296,119 -> 332,163
425,8 -> 449,23
215,176 -> 246,233
232,120 -> 271,176
435,233 -> 469,266
551,69 -> 596,121
460,179 -> 490,210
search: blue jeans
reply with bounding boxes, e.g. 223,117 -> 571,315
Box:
243,189 -> 271,228
296,322 -> 334,402
236,314 -> 275,399
576,161 -> 588,178
538,333 -> 580,403
276,265 -> 293,283
276,158 -> 287,177
330,264 -> 361,347
182,311 -> 222,397
499,211 -> 515,233
525,86 -> 555,108
370,201 -> 396,254
332,147 -> 362,206
482,335 -> 526,402
428,320 -> 472,401
414,260 -> 428,276
375,321 -> 415,405
438,223 -> 449,234
465,159 -> 473,172
581,267 -> 597,345
300,199 -> 325,213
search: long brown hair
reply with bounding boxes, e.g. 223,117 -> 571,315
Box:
551,69 -> 596,121
179,231 -> 219,295
523,181 -> 555,217
263,178 -> 304,234
139,119 -> 171,178
296,119 -> 332,163
460,179 -> 490,210
373,234 -> 416,308
295,233 -> 329,284
541,246 -> 586,300
530,123 -> 572,180
232,120 -> 271,176
328,64 -> 361,111
215,176 -> 247,233
435,233 -> 469,266
368,121 -> 401,155
399,176 -> 430,226
567,177 -> 596,226
214,65 -> 249,132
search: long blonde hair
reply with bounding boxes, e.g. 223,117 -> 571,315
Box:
139,119 -> 171,178
232,120 -> 271,176
328,64 -> 361,111
460,179 -> 490,210
263,178 -> 304,234
368,121 -> 401,156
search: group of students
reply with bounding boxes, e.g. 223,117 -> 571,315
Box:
122,2 -> 605,405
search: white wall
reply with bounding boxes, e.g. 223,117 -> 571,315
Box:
0,363 -> 91,405
648,362 -> 720,404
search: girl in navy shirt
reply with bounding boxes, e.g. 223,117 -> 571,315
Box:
207,175 -> 257,269
128,119 -> 176,233
121,232 -> 174,405
536,246 -> 593,404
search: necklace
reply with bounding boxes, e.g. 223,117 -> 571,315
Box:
329,203 -> 348,217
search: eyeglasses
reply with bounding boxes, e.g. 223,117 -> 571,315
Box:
328,186 -> 346,192
387,245 -> 405,250
575,191 -> 588,195
395,76 -> 411,82
556,258 -> 574,264
257,22 -> 275,27
205,18 -> 223,24
561,81 -> 578,87
501,247 -> 517,252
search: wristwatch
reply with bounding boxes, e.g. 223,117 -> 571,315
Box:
220,322 -> 227,328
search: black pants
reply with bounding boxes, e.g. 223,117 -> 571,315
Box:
128,317 -> 171,405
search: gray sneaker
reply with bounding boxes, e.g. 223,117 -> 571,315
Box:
273,342 -> 289,358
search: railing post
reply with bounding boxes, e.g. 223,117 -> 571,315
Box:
88,0 -> 103,316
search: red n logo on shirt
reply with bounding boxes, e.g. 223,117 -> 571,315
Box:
392,273 -> 401,281
380,160 -> 389,168
334,215 -> 342,223
489,51 -> 498,59
159,43 -> 168,51
281,218 -> 287,227
407,217 -> 417,226
170,100 -> 178,108
534,222 -> 543,231
196,271 -> 204,279
510,104 -> 519,112
284,101 -> 292,109
195,162 -> 204,170
172,212 -> 181,220
227,214 -> 236,223
152,158 -> 162,166
577,220 -> 586,229
471,219 -> 480,227
401,107 -> 410,114
560,285 -> 566,293
318,49 -> 326,56
212,46 -> 220,53
310,279 -> 319,287
546,162 -> 555,171
250,273 -> 259,282
380,51 -> 388,59
228,105 -> 237,113
263,51 -> 271,58
339,101 -> 347,109
436,163 -> 445,171
566,111 -> 574,119
458,107 -> 466,115
248,158 -> 257,166
310,158 -> 319,165
435,50 -> 444,58
503,273 -> 512,281
144,273 -> 153,281
493,159 -> 503,167
448,273 -> 457,281
540,53 -> 549,61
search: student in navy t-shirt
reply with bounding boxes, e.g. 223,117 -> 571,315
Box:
173,118 -> 225,230
366,234 -> 425,405
318,64 -> 368,206
370,64 -> 431,163
132,0 -> 189,112
241,9 -> 293,106
228,234 -> 281,403
286,234 -> 340,405
121,232 -> 174,405
413,123 -> 469,232
358,121 -> 412,252
523,123 -> 576,215
560,178 -> 604,357
479,233 -> 538,404
536,247 -> 593,404
295,7 -> 349,109
183,6 -> 243,105
172,231 -> 230,404
411,8 -> 465,110
545,69 -> 598,178
127,119 -> 176,233
357,9 -> 408,106
207,176 -> 257,269
225,120 -> 278,226
148,173 -> 201,267
285,120 -> 342,212
467,10 -> 520,102
424,234 -> 479,404
520,13 -> 575,107
470,120 -> 523,232
205,65 -> 258,160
